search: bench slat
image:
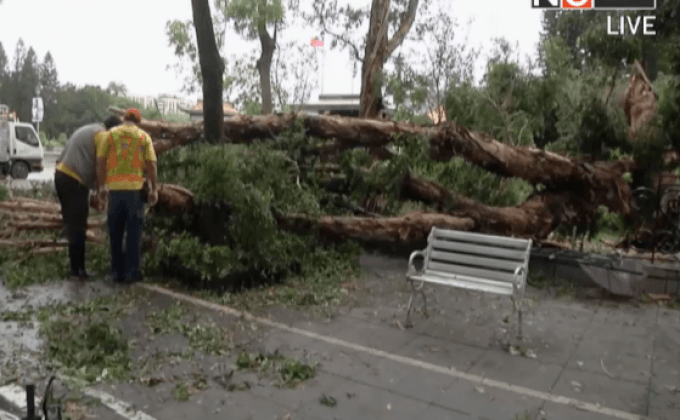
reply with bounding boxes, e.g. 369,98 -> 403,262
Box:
411,272 -> 514,296
432,228 -> 530,250
429,250 -> 522,272
429,239 -> 528,261
426,261 -> 517,283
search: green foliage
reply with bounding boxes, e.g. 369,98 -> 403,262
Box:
0,248 -> 69,289
235,350 -> 317,388
0,184 -> 7,202
57,133 -> 67,144
40,296 -> 133,383
655,74 -> 680,150
148,141 -> 360,303
224,0 -> 284,31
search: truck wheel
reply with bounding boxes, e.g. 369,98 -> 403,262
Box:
11,161 -> 29,179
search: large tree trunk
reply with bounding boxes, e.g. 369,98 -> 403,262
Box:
108,107 -> 636,216
273,187 -> 591,249
256,17 -> 277,115
360,0 -> 419,118
192,0 -> 225,143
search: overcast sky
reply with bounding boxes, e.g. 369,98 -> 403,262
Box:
0,0 -> 544,103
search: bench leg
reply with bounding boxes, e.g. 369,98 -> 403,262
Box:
510,296 -> 523,343
517,305 -> 523,340
404,278 -> 428,328
405,282 -> 415,328
507,296 -> 517,346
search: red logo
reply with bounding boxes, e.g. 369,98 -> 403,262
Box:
562,0 -> 592,8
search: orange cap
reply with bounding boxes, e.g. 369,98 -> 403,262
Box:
125,108 -> 141,122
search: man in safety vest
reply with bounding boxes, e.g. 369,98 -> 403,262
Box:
55,116 -> 122,280
96,108 -> 158,284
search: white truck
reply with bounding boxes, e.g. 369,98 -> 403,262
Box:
0,104 -> 44,179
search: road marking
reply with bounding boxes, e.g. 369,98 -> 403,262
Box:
81,388 -> 157,420
141,283 -> 654,420
0,383 -> 157,420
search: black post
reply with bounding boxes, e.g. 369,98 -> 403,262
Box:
22,383 -> 40,420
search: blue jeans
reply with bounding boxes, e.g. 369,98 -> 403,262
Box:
107,190 -> 145,281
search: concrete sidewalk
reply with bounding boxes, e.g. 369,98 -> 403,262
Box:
1,254 -> 679,420
111,279 -> 676,420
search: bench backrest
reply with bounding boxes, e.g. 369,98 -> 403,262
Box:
423,228 -> 532,286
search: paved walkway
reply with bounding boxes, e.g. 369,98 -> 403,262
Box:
1,255 -> 679,420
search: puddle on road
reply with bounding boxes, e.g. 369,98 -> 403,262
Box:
0,279 -> 119,381
0,280 -> 116,313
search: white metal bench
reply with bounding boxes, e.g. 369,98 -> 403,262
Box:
405,227 -> 532,342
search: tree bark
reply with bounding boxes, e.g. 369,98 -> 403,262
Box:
192,0 -> 225,143
273,186 -> 591,249
107,107 -> 636,216
256,16 -> 277,115
360,0 -> 419,118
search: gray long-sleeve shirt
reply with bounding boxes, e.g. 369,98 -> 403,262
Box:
57,124 -> 103,189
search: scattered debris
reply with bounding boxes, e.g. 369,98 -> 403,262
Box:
648,293 -> 671,302
601,358 -> 615,378
319,394 -> 337,407
571,381 -> 583,392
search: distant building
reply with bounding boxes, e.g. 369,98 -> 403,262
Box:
299,94 -> 393,118
180,100 -> 239,123
124,94 -> 196,115
126,94 -> 156,109
157,95 -> 196,115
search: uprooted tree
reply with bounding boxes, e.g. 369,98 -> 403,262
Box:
99,104 -> 638,251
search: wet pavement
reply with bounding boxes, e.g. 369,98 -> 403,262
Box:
1,149 -> 58,190
0,254 -> 679,420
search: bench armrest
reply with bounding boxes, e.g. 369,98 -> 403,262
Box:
407,250 -> 426,277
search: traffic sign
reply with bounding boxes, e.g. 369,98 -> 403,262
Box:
32,97 -> 44,123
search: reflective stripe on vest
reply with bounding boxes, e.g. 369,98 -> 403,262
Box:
105,130 -> 145,185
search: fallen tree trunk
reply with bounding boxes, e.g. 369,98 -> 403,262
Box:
274,189 -> 593,247
109,107 -> 635,216
2,211 -> 106,227
0,239 -> 67,248
276,210 -> 475,250
146,179 -> 592,247
0,199 -> 61,214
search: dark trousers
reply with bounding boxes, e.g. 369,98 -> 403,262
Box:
54,171 -> 89,276
108,190 -> 145,282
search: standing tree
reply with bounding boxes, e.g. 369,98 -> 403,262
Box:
166,0 -> 285,115
18,47 -> 40,123
222,0 -> 284,114
105,81 -> 128,97
192,0 -> 225,143
39,52 -> 59,138
0,41 -> 8,99
305,0 -> 421,118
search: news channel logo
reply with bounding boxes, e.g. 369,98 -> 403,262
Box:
532,0 -> 656,9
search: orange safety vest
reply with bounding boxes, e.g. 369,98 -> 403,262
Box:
105,129 -> 146,187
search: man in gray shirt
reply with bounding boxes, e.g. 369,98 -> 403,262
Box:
55,116 -> 121,280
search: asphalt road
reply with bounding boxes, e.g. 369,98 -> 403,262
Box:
1,149 -> 59,190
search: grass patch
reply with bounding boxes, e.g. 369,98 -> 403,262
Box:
39,294 -> 135,384
235,350 -> 317,389
670,299 -> 680,310
527,271 -> 578,298
1,247 -> 69,289
0,309 -> 35,323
